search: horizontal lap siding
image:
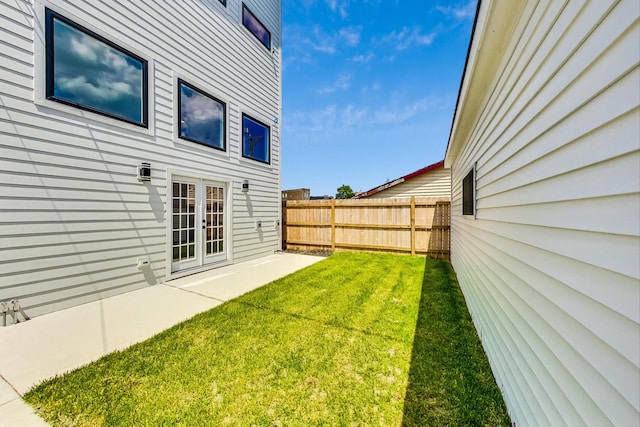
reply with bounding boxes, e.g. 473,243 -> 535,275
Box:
0,0 -> 281,317
450,0 -> 640,425
367,168 -> 451,198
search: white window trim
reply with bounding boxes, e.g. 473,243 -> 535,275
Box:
33,0 -> 155,136
164,168 -> 235,281
172,70 -> 231,160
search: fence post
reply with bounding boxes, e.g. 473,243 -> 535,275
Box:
281,200 -> 286,250
331,199 -> 336,252
410,196 -> 416,255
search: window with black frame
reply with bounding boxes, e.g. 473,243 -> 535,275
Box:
178,79 -> 226,151
45,8 -> 148,127
242,114 -> 270,164
462,166 -> 475,216
242,4 -> 271,49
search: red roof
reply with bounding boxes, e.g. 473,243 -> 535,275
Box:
353,160 -> 445,198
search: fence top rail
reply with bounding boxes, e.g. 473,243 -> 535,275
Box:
284,197 -> 450,208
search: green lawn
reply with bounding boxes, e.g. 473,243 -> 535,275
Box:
25,252 -> 510,426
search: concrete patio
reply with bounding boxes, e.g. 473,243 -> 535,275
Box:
0,252 -> 325,426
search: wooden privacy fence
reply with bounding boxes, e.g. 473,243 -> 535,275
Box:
282,197 -> 450,259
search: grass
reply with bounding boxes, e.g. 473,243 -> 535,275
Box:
24,252 -> 510,426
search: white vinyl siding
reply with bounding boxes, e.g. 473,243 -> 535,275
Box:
366,168 -> 451,199
0,0 -> 282,318
446,0 -> 639,426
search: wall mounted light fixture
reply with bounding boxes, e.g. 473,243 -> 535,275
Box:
242,179 -> 249,192
137,162 -> 151,182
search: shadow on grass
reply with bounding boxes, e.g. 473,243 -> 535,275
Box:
401,258 -> 511,426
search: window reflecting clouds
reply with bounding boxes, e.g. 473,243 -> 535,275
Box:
46,9 -> 147,126
243,5 -> 271,49
179,80 -> 225,150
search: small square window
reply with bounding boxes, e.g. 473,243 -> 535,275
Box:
45,8 -> 148,127
178,79 -> 226,151
462,166 -> 475,216
242,114 -> 270,164
242,4 -> 271,49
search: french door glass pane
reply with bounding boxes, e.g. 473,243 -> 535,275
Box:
172,182 -> 196,262
205,185 -> 224,256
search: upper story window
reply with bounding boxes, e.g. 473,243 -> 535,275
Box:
242,4 -> 271,49
178,79 -> 226,151
462,165 -> 475,216
242,114 -> 270,164
45,8 -> 148,127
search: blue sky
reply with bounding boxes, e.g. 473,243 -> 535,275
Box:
281,0 -> 476,196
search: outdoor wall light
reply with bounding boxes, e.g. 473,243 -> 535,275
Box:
137,162 -> 151,182
242,179 -> 249,192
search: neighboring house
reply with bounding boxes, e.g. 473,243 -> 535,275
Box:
445,1 -> 639,426
0,0 -> 282,320
353,160 -> 450,199
282,188 -> 310,201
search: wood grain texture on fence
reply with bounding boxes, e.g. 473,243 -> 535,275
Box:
282,197 -> 450,259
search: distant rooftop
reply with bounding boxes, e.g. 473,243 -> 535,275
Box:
353,160 -> 446,199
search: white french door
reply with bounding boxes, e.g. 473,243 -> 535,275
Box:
171,177 -> 227,273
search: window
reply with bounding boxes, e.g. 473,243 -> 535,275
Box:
178,79 -> 226,151
242,114 -> 270,164
218,0 -> 226,5
242,4 -> 271,49
462,166 -> 475,216
45,9 -> 148,127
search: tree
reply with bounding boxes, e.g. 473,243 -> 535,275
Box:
336,184 -> 355,199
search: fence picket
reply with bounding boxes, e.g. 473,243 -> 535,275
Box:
282,197 -> 450,259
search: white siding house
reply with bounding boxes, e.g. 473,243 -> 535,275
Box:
354,160 -> 450,199
0,0 -> 282,320
444,0 -> 640,425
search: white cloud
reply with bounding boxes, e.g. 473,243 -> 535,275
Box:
342,104 -> 368,126
325,0 -> 350,18
57,75 -> 120,101
312,43 -> 337,54
361,82 -> 381,93
309,25 -> 362,54
319,72 -> 352,94
182,92 -> 224,123
350,52 -> 374,63
284,95 -> 441,142
70,36 -> 98,62
436,1 -> 477,20
381,26 -> 437,50
373,96 -> 438,124
339,27 -> 361,46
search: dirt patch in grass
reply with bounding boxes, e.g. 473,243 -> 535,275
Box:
283,248 -> 333,257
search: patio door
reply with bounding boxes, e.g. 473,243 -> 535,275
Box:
171,177 -> 227,273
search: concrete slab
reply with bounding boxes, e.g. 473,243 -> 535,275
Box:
167,252 -> 326,301
0,252 -> 324,425
0,398 -> 49,427
0,379 -> 18,407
